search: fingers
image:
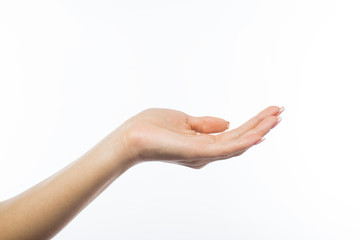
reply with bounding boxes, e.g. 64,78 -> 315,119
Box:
227,115 -> 279,153
187,116 -> 229,134
187,106 -> 284,161
185,133 -> 260,161
233,105 -> 280,135
234,115 -> 278,147
217,106 -> 282,140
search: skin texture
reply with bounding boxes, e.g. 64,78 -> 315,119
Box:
0,106 -> 284,239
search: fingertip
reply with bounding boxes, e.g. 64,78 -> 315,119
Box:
257,106 -> 280,119
272,116 -> 282,129
276,106 -> 285,116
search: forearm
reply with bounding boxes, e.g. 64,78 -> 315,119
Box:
0,129 -> 134,240
0,106 -> 283,239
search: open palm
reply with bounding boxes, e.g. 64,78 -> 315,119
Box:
118,106 -> 283,168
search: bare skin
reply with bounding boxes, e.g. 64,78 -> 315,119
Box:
0,106 -> 284,239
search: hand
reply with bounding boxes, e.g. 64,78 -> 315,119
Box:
116,106 -> 284,169
0,106 -> 284,240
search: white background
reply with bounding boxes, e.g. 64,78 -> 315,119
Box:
1,0 -> 360,239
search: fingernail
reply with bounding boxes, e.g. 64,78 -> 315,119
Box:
254,137 -> 266,145
226,121 -> 230,129
272,116 -> 282,129
276,106 -> 285,116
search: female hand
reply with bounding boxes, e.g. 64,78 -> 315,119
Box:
0,105 -> 283,239
116,106 -> 284,169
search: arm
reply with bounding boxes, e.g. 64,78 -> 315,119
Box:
0,106 -> 284,239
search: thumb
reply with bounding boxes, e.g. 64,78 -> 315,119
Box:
188,115 -> 229,134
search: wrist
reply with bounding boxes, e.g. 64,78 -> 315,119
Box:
106,126 -> 140,171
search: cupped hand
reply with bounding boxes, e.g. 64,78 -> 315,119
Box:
116,106 -> 284,169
